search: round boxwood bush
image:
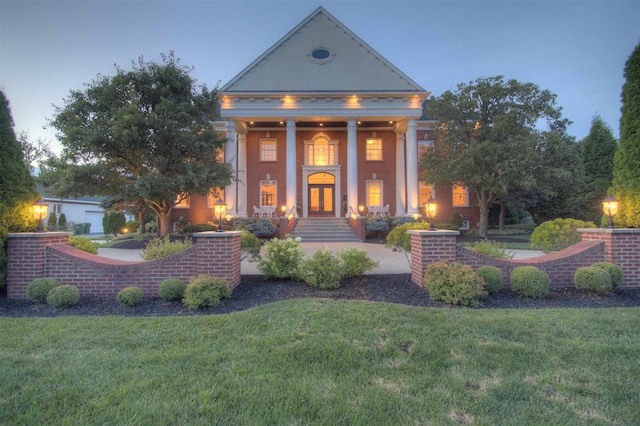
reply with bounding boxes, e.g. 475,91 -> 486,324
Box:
424,261 -> 488,307
476,265 -> 503,293
26,278 -> 62,303
510,266 -> 549,299
183,275 -> 231,310
574,267 -> 612,294
591,262 -> 623,290
159,279 -> 187,301
46,285 -> 80,310
117,286 -> 144,307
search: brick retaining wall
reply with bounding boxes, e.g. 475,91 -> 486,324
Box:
6,231 -> 242,299
409,229 -> 639,289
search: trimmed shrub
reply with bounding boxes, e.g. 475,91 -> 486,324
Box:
247,219 -> 277,238
385,221 -> 432,254
57,213 -> 68,231
183,275 -> 231,310
46,285 -> 80,309
462,240 -> 514,259
391,216 -> 415,227
337,247 -> 379,278
47,213 -> 57,231
510,266 -> 549,299
241,231 -> 261,262
424,261 -> 488,307
159,279 -> 187,301
125,220 -> 140,233
257,235 -> 307,280
574,267 -> 612,294
103,212 -> 126,237
530,218 -> 596,253
476,266 -> 503,293
366,217 -> 390,239
26,278 -> 62,303
300,248 -> 344,289
68,236 -> 98,254
591,262 -> 623,290
142,235 -> 193,260
232,218 -> 255,231
117,286 -> 144,307
183,223 -> 217,236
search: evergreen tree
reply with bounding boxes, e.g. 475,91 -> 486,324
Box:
0,90 -> 38,287
611,44 -> 640,227
579,115 -> 618,222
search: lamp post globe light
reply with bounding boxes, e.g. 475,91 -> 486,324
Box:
213,198 -> 227,232
32,200 -> 49,232
603,195 -> 619,229
425,196 -> 437,230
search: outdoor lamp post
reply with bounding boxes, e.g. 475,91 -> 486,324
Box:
32,200 -> 48,232
425,196 -> 437,230
213,198 -> 227,232
603,195 -> 619,229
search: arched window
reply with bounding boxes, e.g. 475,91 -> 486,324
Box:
305,135 -> 337,166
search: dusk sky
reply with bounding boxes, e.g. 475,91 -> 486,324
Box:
1,0 -> 638,155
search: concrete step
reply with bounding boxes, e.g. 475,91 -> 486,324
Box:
291,218 -> 359,242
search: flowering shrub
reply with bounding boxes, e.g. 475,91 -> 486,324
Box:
337,247 -> 379,278
424,261 -> 487,306
300,248 -> 343,289
257,235 -> 306,280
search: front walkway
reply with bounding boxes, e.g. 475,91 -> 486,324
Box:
97,243 -> 544,275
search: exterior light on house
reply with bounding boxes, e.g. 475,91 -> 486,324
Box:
412,213 -> 420,221
603,195 -> 619,229
425,196 -> 437,230
213,198 -> 227,232
281,205 -> 287,215
32,200 -> 48,232
358,205 -> 364,216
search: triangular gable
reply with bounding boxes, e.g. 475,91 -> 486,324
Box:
221,7 -> 425,93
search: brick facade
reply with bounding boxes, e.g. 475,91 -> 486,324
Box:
409,228 -> 640,289
6,231 -> 242,300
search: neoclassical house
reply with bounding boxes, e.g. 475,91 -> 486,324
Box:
170,7 -> 479,232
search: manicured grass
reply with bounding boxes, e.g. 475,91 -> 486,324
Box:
1,301 -> 638,424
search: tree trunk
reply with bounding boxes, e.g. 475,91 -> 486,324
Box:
138,211 -> 146,234
158,213 -> 172,237
477,191 -> 491,238
499,199 -> 506,231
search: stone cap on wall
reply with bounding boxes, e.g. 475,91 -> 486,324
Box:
193,231 -> 243,238
578,228 -> 640,234
408,230 -> 460,236
7,232 -> 73,238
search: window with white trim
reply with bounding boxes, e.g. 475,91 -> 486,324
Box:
260,138 -> 277,161
366,138 -> 383,161
419,181 -> 435,207
306,136 -> 337,166
452,183 -> 469,207
175,193 -> 190,208
366,180 -> 383,207
260,180 -> 277,206
418,140 -> 434,158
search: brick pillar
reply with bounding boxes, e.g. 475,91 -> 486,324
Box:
348,216 -> 367,241
408,230 -> 459,287
278,216 -> 296,239
194,231 -> 242,289
580,228 -> 640,288
6,232 -> 71,299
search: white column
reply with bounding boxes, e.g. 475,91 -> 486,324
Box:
236,131 -> 247,217
286,118 -> 297,216
224,121 -> 237,215
395,131 -> 407,216
346,118 -> 358,217
406,118 -> 419,215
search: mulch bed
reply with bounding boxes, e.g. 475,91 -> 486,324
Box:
2,274 -> 639,318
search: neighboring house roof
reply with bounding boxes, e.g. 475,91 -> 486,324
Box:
221,7 -> 426,94
37,185 -> 104,205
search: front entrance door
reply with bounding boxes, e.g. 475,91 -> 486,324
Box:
308,172 -> 335,217
309,185 -> 334,216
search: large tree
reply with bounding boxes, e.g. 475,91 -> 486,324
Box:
0,90 -> 38,287
611,44 -> 640,227
579,115 -> 618,223
41,53 -> 233,236
422,76 -> 576,237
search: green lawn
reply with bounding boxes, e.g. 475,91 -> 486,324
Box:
2,300 -> 638,425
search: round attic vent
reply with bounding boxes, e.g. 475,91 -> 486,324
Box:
309,47 -> 334,64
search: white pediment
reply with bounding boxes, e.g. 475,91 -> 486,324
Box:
221,7 -> 425,94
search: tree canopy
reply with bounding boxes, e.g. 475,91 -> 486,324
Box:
611,43 -> 640,227
421,76 -> 577,237
41,53 -> 233,236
